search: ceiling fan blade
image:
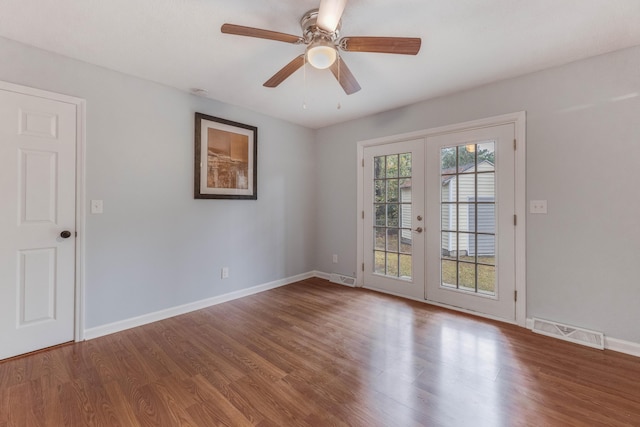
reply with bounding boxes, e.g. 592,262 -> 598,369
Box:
221,24 -> 303,44
263,55 -> 306,88
329,56 -> 361,95
317,0 -> 347,32
339,36 -> 421,55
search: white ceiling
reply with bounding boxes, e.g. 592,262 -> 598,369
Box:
1,0 -> 639,129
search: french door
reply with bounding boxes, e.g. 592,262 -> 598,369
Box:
425,124 -> 515,321
362,123 -> 517,322
362,139 -> 425,300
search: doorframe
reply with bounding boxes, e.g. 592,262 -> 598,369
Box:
0,80 -> 87,341
357,111 -> 526,327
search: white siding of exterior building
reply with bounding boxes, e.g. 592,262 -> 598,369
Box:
442,161 -> 495,256
400,187 -> 412,241
441,182 -> 453,252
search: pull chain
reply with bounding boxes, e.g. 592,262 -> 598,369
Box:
337,54 -> 341,110
303,54 -> 308,110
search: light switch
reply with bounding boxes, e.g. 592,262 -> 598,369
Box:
530,200 -> 547,214
90,200 -> 104,214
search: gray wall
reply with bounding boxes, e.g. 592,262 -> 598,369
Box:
315,46 -> 640,343
0,37 -> 317,329
2,35 -> 639,345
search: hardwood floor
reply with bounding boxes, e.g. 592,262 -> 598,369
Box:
2,278 -> 640,426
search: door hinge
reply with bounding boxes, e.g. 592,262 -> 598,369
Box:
514,290 -> 518,302
75,231 -> 78,237
361,210 -> 364,219
513,139 -> 517,150
362,158 -> 364,167
513,214 -> 517,226
362,263 -> 365,272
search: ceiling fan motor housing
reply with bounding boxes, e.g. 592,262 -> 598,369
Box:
301,9 -> 341,44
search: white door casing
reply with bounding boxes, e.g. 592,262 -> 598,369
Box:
0,84 -> 83,360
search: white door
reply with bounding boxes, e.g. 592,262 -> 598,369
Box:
363,139 -> 425,299
425,124 -> 516,321
0,88 -> 77,360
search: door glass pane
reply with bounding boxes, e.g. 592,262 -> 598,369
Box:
387,204 -> 399,227
441,147 -> 456,173
458,262 -> 476,291
400,232 -> 412,254
374,157 -> 386,179
374,251 -> 385,274
386,155 -> 399,178
478,173 -> 495,199
458,206 -> 473,233
399,153 -> 411,177
399,254 -> 412,279
477,142 -> 495,172
375,180 -> 385,203
375,205 -> 386,226
442,260 -> 457,287
442,204 -> 456,231
372,153 -> 413,280
439,142 -> 496,295
386,253 -> 399,276
375,228 -> 386,250
387,180 -> 399,203
475,201 -> 495,233
441,176 -> 456,202
458,145 -> 475,172
441,232 -> 455,261
478,264 -> 496,294
387,228 -> 399,252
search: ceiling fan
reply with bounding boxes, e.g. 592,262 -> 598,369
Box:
221,0 -> 421,95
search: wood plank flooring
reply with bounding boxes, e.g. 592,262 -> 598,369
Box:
2,277 -> 640,426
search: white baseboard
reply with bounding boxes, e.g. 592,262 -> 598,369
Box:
604,337 -> 640,358
313,270 -> 331,281
84,271 -> 315,340
526,318 -> 640,358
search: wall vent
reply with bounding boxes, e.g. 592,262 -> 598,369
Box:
329,274 -> 356,287
532,317 -> 604,350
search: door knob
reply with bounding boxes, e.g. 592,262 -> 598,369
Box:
60,230 -> 72,239
414,227 -> 423,233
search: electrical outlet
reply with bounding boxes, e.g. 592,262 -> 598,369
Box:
530,200 -> 548,214
221,267 -> 229,279
332,254 -> 338,263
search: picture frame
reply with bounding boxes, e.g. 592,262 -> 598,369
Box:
194,113 -> 257,200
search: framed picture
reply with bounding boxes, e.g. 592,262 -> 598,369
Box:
194,113 -> 257,199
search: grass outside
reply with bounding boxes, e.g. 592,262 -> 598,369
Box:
442,256 -> 495,294
374,250 -> 496,294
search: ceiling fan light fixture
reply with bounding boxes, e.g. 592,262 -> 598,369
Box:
306,39 -> 337,69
